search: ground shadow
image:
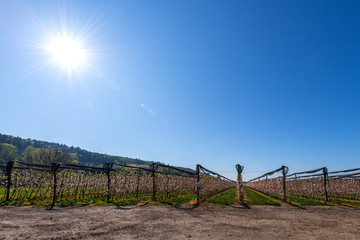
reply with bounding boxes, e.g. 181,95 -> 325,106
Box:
235,200 -> 251,209
46,203 -> 92,211
108,201 -> 141,210
172,204 -> 199,211
46,206 -> 56,211
335,202 -> 360,209
286,201 -> 307,210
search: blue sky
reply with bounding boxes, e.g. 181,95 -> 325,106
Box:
0,0 -> 359,180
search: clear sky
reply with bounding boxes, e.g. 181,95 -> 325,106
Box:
0,0 -> 359,180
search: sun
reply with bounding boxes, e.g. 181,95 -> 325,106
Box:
48,35 -> 86,73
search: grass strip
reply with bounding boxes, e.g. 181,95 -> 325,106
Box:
330,195 -> 360,201
330,198 -> 360,207
206,187 -> 236,205
156,194 -> 196,206
0,196 -> 153,207
110,197 -> 152,206
287,196 -> 329,206
286,195 -> 334,206
243,187 -> 281,206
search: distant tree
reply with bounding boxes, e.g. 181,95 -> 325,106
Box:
0,133 -> 152,166
21,146 -> 41,163
0,143 -> 19,164
69,152 -> 79,164
39,148 -> 75,165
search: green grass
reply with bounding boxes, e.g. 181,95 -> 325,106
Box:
2,185 -> 356,207
0,196 -> 152,207
0,197 -> 57,206
110,196 -> 152,206
286,195 -> 334,206
156,194 -> 196,206
244,187 -> 334,206
330,194 -> 360,201
0,198 -> 101,206
206,187 -> 237,205
330,198 -> 360,207
243,187 -> 281,206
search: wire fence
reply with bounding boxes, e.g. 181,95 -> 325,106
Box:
328,168 -> 360,201
245,166 -> 360,202
2,160 -> 359,205
285,167 -> 328,201
245,166 -> 288,200
0,161 -> 235,206
196,164 -> 236,202
150,163 -> 197,200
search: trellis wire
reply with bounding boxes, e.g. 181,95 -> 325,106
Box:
246,166 -> 288,201
327,168 -> 360,201
0,161 -> 236,206
246,166 -> 360,202
150,163 -> 197,200
286,167 -> 328,201
195,164 -> 236,203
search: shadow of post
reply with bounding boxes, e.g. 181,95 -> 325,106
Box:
287,201 -> 307,210
236,200 -> 251,209
172,204 -> 199,211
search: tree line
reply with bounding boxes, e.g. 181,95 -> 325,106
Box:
0,133 -> 151,166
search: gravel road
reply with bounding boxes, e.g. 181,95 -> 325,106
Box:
1,204 -> 359,239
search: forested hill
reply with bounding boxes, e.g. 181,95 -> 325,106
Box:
0,133 -> 153,166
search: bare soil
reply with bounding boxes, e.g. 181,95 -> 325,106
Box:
0,204 -> 360,239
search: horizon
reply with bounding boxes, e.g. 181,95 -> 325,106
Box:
1,1 -> 360,181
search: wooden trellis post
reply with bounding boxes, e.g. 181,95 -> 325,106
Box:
5,161 -> 14,201
51,162 -> 61,207
104,163 -> 113,202
235,164 -> 244,201
323,167 -> 329,201
282,166 -> 287,201
196,164 -> 200,204
151,163 -> 156,200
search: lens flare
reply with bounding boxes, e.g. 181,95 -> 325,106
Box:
48,35 -> 86,74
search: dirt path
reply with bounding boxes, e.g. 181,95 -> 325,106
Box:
1,204 -> 360,239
